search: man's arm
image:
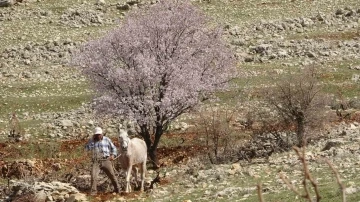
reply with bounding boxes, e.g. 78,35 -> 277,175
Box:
108,138 -> 117,159
84,139 -> 93,151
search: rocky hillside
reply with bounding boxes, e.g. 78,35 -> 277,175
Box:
147,122 -> 360,201
0,0 -> 360,201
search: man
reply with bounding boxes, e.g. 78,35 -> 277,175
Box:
85,127 -> 120,195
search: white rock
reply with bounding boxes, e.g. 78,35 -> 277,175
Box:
96,0 -> 105,5
88,120 -> 94,126
351,74 -> 360,82
46,195 -> 53,201
34,190 -> 47,202
25,159 -> 36,167
60,119 -> 73,127
231,163 -> 242,171
345,187 -> 357,194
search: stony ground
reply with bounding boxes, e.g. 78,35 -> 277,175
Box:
0,0 -> 360,201
144,122 -> 360,202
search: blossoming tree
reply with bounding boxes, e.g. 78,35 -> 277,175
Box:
72,0 -> 236,168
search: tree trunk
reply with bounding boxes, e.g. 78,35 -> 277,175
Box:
148,147 -> 159,169
296,116 -> 305,147
139,125 -> 163,169
150,126 -> 163,169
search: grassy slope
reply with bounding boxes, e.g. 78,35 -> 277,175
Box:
1,0 -> 360,201
1,0 -> 359,130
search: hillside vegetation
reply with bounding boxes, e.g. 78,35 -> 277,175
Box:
0,0 -> 360,201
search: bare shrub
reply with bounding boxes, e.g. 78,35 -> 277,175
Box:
330,90 -> 353,121
8,113 -> 24,142
10,192 -> 36,202
197,108 -> 239,164
195,107 -> 292,164
330,89 -> 360,122
250,109 -> 294,152
263,66 -> 327,147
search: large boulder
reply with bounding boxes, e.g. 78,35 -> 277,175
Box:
0,0 -> 14,7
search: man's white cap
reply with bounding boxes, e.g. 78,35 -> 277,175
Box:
94,127 -> 103,135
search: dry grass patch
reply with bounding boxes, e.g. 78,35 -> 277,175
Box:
288,29 -> 360,41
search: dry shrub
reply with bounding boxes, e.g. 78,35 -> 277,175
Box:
350,111 -> 360,122
330,92 -> 360,122
197,108 -> 240,164
196,107 -> 295,164
11,192 -> 36,202
263,66 -> 327,147
250,109 -> 295,150
8,113 -> 25,142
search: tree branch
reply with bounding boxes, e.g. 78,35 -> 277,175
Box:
325,159 -> 346,202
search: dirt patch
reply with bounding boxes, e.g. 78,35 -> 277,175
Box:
0,142 -> 7,149
0,132 -> 203,200
158,145 -> 208,166
59,139 -> 84,151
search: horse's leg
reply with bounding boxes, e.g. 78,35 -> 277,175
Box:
126,164 -> 132,193
140,160 -> 146,192
133,167 -> 139,188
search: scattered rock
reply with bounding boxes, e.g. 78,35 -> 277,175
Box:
0,0 -> 14,7
350,65 -> 360,70
60,119 -> 73,127
351,74 -> 360,82
95,0 -> 105,5
321,141 -> 341,151
117,3 -> 130,11
34,190 -> 47,202
345,187 -> 358,194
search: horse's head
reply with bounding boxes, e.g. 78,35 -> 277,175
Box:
119,129 -> 130,152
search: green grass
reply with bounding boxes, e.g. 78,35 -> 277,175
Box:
0,93 -> 91,135
0,81 -> 90,96
318,59 -> 360,98
140,155 -> 360,202
287,29 -> 360,41
199,0 -> 360,25
322,83 -> 360,98
216,57 -> 360,104
20,141 -> 60,159
0,20 -> 115,52
0,119 -> 43,135
0,94 -> 92,116
0,0 -> 121,52
0,81 -> 92,121
1,0 -> 360,200
48,5 -> 69,14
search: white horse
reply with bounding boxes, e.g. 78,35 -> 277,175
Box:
118,129 -> 147,192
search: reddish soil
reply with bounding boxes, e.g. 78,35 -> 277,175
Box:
0,132 -> 204,201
